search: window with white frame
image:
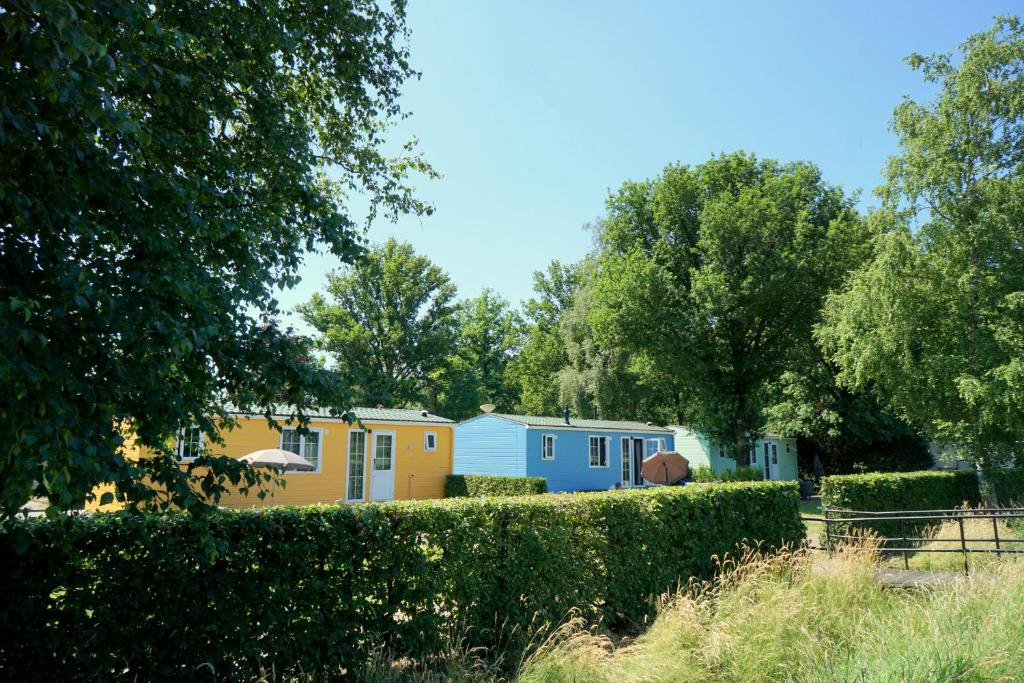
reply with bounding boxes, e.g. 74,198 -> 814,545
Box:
346,430 -> 366,501
750,445 -> 757,464
771,443 -> 778,464
645,438 -> 666,457
176,425 -> 204,461
589,436 -> 608,468
541,434 -> 556,460
424,431 -> 437,452
281,428 -> 322,472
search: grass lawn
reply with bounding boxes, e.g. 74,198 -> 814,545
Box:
515,549 -> 1024,683
878,513 -> 1021,572
799,496 -> 823,541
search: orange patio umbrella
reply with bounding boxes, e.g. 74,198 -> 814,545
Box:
640,451 -> 689,485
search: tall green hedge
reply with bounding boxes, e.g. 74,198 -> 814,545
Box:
444,474 -> 548,497
984,467 -> 1024,507
0,482 -> 801,680
820,470 -> 980,540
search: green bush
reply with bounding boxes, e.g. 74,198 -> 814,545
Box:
734,466 -> 764,481
820,470 -> 980,540
444,474 -> 547,497
0,482 -> 802,680
696,466 -> 762,483
984,466 -> 1024,507
692,466 -> 716,483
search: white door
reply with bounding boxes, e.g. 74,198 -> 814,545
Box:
770,443 -> 780,480
370,431 -> 395,501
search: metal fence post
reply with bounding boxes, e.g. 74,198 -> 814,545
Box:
899,519 -> 909,570
958,516 -> 968,575
992,513 -> 1002,559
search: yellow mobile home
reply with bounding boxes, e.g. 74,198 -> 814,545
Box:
205,406 -> 455,506
88,406 -> 456,510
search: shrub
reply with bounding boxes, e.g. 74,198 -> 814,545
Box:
734,466 -> 764,481
444,474 -> 547,497
984,467 -> 1024,507
0,482 -> 802,680
819,470 -> 980,540
692,466 -> 761,483
691,466 -> 716,483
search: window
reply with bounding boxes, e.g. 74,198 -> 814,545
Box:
176,425 -> 204,461
281,428 -> 322,472
589,436 -> 608,468
751,445 -> 757,464
541,434 -> 556,460
346,430 -> 366,501
771,443 -> 778,464
373,433 -> 393,470
644,438 -> 666,457
424,431 -> 437,452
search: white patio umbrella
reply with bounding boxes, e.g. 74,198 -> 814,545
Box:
241,448 -> 316,472
240,448 -> 315,507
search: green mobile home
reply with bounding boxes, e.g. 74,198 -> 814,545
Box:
672,426 -> 798,481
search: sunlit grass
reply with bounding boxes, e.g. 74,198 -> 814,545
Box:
879,511 -> 1021,572
516,547 -> 1024,683
798,496 -> 823,541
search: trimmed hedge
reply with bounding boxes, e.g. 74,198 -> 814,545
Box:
444,473 -> 547,497
820,470 -> 980,540
0,482 -> 801,680
985,467 -> 1024,506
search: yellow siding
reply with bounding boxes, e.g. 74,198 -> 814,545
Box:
87,416 -> 454,510
215,417 -> 453,507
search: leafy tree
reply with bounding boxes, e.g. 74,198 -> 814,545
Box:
590,153 -> 866,463
431,289 -> 525,420
766,354 -> 931,475
556,275 -> 674,422
508,260 -> 583,415
300,239 -> 457,409
819,17 -> 1024,464
0,0 -> 432,517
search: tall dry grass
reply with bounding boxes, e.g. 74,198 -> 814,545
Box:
516,546 -> 1024,683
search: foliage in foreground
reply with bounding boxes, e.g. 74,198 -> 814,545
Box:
0,482 -> 801,681
444,475 -> 547,497
0,0 -> 432,517
518,549 -> 1024,683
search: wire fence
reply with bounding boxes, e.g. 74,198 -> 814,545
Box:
814,507 -> 1024,574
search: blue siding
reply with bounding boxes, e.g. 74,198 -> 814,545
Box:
454,414 -> 527,476
525,429 -> 674,493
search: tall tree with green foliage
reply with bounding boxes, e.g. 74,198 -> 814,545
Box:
0,0 -> 432,517
508,260 -> 583,415
819,17 -> 1024,464
431,289 -> 525,420
590,153 -> 867,464
556,268 -> 675,422
300,240 -> 456,410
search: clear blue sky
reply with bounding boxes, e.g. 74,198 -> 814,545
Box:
279,0 -> 1020,328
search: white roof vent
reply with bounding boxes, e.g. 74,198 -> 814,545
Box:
420,410 -> 429,417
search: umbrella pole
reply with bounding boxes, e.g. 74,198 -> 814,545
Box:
664,461 -> 668,485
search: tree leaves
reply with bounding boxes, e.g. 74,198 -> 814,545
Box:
0,0 -> 431,516
821,16 -> 1024,463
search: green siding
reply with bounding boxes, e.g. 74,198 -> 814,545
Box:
672,427 -> 798,481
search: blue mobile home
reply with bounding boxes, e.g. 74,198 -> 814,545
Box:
454,412 -> 675,492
